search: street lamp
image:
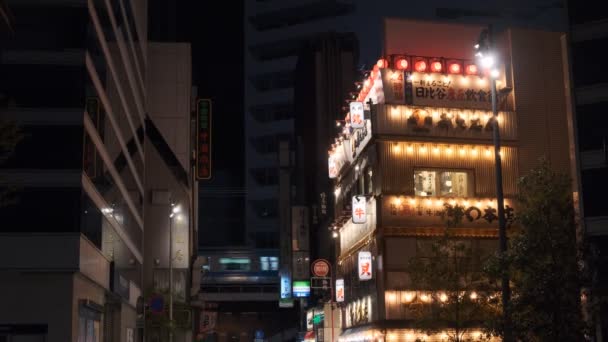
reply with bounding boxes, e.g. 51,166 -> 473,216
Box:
475,27 -> 512,342
168,202 -> 181,342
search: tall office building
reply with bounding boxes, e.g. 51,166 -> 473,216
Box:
0,1 -> 197,341
565,2 -> 608,340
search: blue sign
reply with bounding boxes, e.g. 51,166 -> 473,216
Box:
255,330 -> 264,339
280,270 -> 292,299
149,295 -> 164,314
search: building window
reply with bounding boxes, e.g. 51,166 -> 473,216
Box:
260,256 -> 278,271
414,169 -> 470,197
218,257 -> 251,271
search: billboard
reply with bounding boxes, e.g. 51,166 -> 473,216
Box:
358,251 -> 372,281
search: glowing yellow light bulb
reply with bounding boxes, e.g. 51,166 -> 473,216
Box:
406,145 -> 414,153
433,146 -> 440,154
485,148 -> 492,157
419,145 -> 427,153
471,148 -> 478,157
446,146 -> 453,155
395,197 -> 402,205
409,198 -> 417,205
436,199 -> 443,207
459,147 -> 466,156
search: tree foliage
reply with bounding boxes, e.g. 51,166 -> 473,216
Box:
484,158 -> 586,341
408,204 -> 499,342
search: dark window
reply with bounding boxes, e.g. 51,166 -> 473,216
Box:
249,1 -> 355,31
250,134 -> 292,154
6,6 -> 88,50
0,64 -> 86,108
582,168 -> 608,216
576,101 -> 608,150
0,187 -> 82,233
1,124 -> 83,169
571,37 -> 608,87
254,232 -> 279,249
250,71 -> 295,91
250,103 -> 293,123
568,1 -> 608,25
250,167 -> 278,186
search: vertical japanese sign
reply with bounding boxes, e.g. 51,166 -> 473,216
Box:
349,101 -> 365,128
335,279 -> 345,302
352,196 -> 367,224
358,251 -> 372,281
280,269 -> 292,299
196,99 -> 212,180
199,311 -> 217,334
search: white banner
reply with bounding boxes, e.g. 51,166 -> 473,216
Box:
352,196 -> 367,224
336,279 -> 345,302
349,102 -> 365,128
358,251 -> 372,281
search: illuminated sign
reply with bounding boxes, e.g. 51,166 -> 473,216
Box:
358,251 -> 372,281
336,279 -> 345,302
196,99 -> 212,180
352,196 -> 367,224
349,101 -> 365,128
311,259 -> 331,277
293,280 -> 311,298
280,269 -> 292,299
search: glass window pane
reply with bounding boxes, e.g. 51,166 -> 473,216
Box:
439,171 -> 468,197
414,170 -> 436,196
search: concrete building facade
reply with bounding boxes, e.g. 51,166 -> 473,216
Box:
0,1 -> 197,341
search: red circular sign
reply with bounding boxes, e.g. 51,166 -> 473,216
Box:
311,259 -> 331,277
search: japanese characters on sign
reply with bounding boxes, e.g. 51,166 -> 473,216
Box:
350,101 -> 365,128
280,269 -> 292,299
311,259 -> 331,277
352,196 -> 367,224
293,280 -> 311,298
196,99 -> 212,180
408,72 -> 492,110
336,279 -> 345,302
358,251 -> 373,281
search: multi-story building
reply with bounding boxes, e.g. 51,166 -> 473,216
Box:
326,19 -> 574,342
565,2 -> 608,340
0,1 -> 197,341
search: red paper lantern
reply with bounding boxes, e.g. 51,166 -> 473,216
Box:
395,58 -> 409,70
449,63 -> 461,74
414,60 -> 427,72
430,61 -> 442,73
465,64 -> 478,75
376,58 -> 388,68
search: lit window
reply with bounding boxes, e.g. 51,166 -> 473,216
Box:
414,170 -> 470,197
219,258 -> 251,271
260,256 -> 269,271
270,256 -> 279,270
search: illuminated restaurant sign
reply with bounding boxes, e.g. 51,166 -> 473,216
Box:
409,72 -> 492,110
352,196 -> 367,224
336,279 -> 345,302
349,101 -> 365,128
358,251 -> 372,281
196,99 -> 212,180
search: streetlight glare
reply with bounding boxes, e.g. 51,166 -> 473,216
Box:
481,55 -> 494,68
490,68 -> 500,78
172,205 -> 181,214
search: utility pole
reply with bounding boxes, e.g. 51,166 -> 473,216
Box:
476,25 -> 512,342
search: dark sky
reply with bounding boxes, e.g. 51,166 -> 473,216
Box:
149,1 -> 245,186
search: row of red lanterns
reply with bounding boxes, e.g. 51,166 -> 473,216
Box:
376,56 -> 478,75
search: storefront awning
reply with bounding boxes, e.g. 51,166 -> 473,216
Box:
304,331 -> 315,342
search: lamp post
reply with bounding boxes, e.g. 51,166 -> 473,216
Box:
475,26 -> 512,342
169,203 -> 181,342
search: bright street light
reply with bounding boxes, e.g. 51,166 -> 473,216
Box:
490,68 -> 500,78
481,55 -> 494,68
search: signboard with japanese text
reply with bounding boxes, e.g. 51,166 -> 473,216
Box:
340,198 -> 376,254
358,251 -> 372,281
196,99 -> 212,180
408,72 -> 492,110
352,196 -> 367,224
328,144 -> 346,179
380,69 -> 406,104
344,119 -> 372,163
349,101 -> 365,128
280,269 -> 292,299
311,259 -> 331,277
293,280 -> 311,298
336,279 -> 345,302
